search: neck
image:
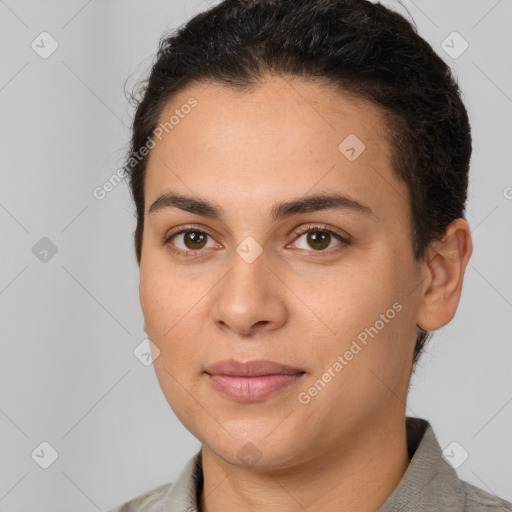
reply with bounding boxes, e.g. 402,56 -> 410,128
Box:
199,412 -> 410,512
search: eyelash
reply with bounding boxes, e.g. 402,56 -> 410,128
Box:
162,223 -> 350,258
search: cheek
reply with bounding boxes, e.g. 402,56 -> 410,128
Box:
315,264 -> 396,337
139,261 -> 206,369
139,258 -> 191,340
139,270 -> 168,342
140,266 -> 205,427
315,256 -> 415,370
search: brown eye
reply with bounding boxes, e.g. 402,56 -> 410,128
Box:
165,229 -> 219,256
306,231 -> 332,250
289,225 -> 349,254
182,231 -> 208,250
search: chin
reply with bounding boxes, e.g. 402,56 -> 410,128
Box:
202,426 -> 308,471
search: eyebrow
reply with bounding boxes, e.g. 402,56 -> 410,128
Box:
148,191 -> 372,221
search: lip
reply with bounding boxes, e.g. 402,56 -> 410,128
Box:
205,359 -> 305,402
205,359 -> 304,377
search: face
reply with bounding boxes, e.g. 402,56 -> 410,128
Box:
139,76 -> 425,470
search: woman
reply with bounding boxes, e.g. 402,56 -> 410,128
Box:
109,0 -> 511,510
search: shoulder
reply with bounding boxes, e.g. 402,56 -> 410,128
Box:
106,482 -> 174,512
460,480 -> 512,511
107,450 -> 202,512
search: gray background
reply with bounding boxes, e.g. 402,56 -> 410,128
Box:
0,0 -> 511,510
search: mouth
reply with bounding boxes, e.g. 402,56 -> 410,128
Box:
205,359 -> 305,402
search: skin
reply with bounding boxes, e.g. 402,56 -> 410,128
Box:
138,76 -> 472,512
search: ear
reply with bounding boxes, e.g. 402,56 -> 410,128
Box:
416,218 -> 473,331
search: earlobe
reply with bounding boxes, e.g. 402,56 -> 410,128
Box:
416,219 -> 473,331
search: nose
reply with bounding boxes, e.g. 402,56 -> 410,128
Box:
211,249 -> 288,337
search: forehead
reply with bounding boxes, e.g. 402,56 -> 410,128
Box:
144,77 -> 406,217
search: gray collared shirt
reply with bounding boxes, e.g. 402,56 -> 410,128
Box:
109,417 -> 511,511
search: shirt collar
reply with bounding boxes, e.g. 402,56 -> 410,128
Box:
377,417 -> 465,511
162,417 -> 465,512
